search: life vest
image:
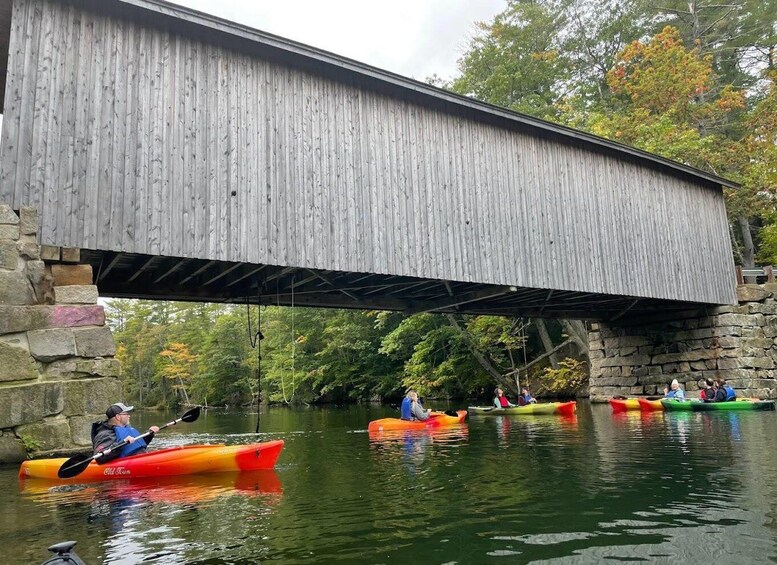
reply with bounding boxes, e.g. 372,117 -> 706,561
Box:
114,425 -> 148,457
498,395 -> 510,408
723,385 -> 736,401
400,397 -> 412,420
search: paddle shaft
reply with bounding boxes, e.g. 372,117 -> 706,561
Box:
57,407 -> 200,478
97,413 -> 185,458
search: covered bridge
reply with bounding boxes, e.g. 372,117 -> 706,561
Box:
0,0 -> 737,320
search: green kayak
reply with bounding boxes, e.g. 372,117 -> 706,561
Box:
468,401 -> 576,416
661,398 -> 775,412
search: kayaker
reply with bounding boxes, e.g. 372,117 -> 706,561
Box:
400,391 -> 414,420
518,387 -> 537,406
710,378 -> 736,402
717,378 -> 737,401
408,391 -> 431,421
92,403 -> 160,463
700,378 -> 717,401
493,388 -> 515,408
663,379 -> 685,400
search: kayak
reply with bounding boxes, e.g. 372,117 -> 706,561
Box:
661,399 -> 776,412
609,398 -> 640,412
637,398 -> 664,411
367,410 -> 467,432
18,440 -> 284,481
468,401 -> 576,416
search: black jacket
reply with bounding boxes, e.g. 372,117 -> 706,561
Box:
91,421 -> 154,463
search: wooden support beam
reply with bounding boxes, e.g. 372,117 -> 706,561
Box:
128,256 -> 157,282
309,270 -> 361,302
201,263 -> 243,286
265,266 -> 296,284
610,299 -> 640,322
179,260 -> 217,285
154,258 -> 190,284
225,265 -> 266,288
97,253 -> 122,283
538,289 -> 553,315
404,285 -> 517,315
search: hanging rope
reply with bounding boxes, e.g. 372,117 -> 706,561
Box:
278,275 -> 297,404
280,274 -> 297,404
246,288 -> 264,433
519,318 -> 529,391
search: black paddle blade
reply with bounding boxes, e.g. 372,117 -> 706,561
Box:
180,406 -> 201,423
57,453 -> 93,479
444,410 -> 459,417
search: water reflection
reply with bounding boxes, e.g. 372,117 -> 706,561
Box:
19,470 -> 283,506
5,405 -> 777,564
368,426 -> 468,464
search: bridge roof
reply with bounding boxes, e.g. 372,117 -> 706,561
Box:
0,0 -> 735,190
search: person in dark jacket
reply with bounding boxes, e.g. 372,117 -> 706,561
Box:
715,379 -> 737,402
92,403 -> 159,463
700,379 -> 717,401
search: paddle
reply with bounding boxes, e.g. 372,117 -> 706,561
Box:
57,406 -> 201,479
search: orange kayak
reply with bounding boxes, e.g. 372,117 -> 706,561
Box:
637,397 -> 664,411
368,410 -> 467,432
18,440 -> 284,481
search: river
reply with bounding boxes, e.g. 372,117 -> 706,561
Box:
2,403 -> 777,564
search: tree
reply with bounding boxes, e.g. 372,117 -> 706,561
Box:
158,342 -> 197,406
452,0 -> 568,119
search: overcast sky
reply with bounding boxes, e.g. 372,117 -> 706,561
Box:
167,0 -> 506,82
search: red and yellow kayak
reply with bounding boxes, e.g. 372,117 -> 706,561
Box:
367,410 -> 467,432
18,440 -> 284,481
637,397 -> 665,411
609,398 -> 640,412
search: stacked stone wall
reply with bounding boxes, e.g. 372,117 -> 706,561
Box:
589,285 -> 777,401
0,204 -> 120,463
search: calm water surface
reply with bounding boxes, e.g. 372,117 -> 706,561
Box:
3,403 -> 777,564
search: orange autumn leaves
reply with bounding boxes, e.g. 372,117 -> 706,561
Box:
592,26 -> 745,175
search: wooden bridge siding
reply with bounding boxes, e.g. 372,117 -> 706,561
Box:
0,0 -> 736,304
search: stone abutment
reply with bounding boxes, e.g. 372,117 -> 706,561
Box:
589,285 -> 777,401
0,204 -> 120,464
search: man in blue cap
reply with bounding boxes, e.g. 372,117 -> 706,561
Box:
92,402 -> 160,463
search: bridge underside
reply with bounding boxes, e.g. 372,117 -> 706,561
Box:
81,250 -> 708,322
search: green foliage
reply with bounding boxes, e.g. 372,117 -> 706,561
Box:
452,0 -> 568,119
19,435 -> 41,454
538,358 -> 588,395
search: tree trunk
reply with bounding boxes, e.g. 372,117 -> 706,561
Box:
738,214 -> 755,268
561,319 -> 589,360
534,318 -> 559,369
445,314 -> 519,395
729,223 -> 744,265
177,376 -> 191,405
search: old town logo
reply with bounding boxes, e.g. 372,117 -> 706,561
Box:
103,467 -> 131,476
